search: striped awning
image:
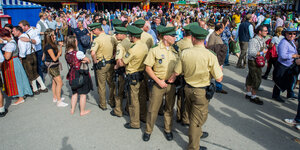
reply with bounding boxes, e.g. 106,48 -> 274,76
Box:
26,0 -> 176,2
1,0 -> 42,6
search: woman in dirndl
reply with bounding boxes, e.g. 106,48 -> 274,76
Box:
0,28 -> 33,105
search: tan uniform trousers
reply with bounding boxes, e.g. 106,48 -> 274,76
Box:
145,83 -> 176,134
185,86 -> 209,150
96,64 -> 115,109
128,82 -> 141,128
113,74 -> 125,116
176,89 -> 190,124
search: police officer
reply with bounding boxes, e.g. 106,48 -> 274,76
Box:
89,23 -> 117,110
142,26 -> 179,141
132,19 -> 154,122
112,19 -> 123,28
110,27 -> 131,117
175,23 -> 195,126
171,25 -> 223,150
132,19 -> 154,49
119,25 -> 148,129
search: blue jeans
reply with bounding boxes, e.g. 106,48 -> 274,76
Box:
35,50 -> 44,81
215,81 -> 222,91
287,75 -> 296,98
224,42 -> 230,65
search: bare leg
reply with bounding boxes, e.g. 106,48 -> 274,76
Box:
251,89 -> 257,96
54,76 -> 63,102
14,97 -> 24,104
52,79 -> 57,100
71,93 -> 78,115
0,92 -> 3,108
80,94 -> 90,116
246,85 -> 252,93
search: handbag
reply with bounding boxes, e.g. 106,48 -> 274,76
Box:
255,56 -> 265,67
71,63 -> 89,90
254,38 -> 266,67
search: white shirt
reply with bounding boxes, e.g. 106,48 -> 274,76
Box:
2,40 -> 17,53
271,35 -> 284,51
0,51 -> 4,63
206,29 -> 214,42
25,27 -> 41,51
36,19 -> 49,33
18,34 -> 33,58
256,15 -> 265,29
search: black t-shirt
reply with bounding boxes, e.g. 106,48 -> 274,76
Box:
74,28 -> 89,42
44,44 -> 58,63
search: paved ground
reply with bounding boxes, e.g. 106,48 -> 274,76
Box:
0,53 -> 300,150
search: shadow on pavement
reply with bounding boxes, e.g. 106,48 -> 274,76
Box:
60,137 -> 74,150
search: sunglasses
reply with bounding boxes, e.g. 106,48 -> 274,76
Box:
288,32 -> 297,35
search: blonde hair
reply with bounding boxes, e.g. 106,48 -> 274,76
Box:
55,17 -> 61,23
275,26 -> 284,37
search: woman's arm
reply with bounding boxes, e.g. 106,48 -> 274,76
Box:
47,49 -> 61,62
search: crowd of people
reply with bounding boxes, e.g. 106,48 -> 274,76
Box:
0,4 -> 300,150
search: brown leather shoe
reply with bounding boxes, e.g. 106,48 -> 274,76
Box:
216,89 -> 228,94
39,88 -> 48,93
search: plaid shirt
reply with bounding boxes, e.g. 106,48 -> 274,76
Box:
221,26 -> 232,44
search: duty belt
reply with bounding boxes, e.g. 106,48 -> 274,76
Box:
186,83 -> 206,89
125,71 -> 144,105
94,59 -> 116,70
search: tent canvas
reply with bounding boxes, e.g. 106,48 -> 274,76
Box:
1,0 -> 44,26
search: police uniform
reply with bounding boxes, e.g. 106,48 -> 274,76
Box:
123,25 -> 148,129
143,27 -> 179,139
90,23 -> 118,110
175,23 -> 195,125
112,27 -> 132,117
132,19 -> 154,122
174,25 -> 223,150
112,19 -> 124,43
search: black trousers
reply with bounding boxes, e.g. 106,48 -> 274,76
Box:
263,57 -> 277,77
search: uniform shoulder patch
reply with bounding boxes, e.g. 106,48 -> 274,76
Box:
125,52 -> 130,58
207,49 -> 217,56
91,42 -> 96,47
130,44 -> 136,48
151,44 -> 158,48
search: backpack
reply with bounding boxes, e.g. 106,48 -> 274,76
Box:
80,35 -> 91,48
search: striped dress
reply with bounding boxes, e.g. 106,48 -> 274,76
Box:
1,40 -> 32,97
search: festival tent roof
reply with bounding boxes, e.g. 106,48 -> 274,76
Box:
1,0 -> 44,26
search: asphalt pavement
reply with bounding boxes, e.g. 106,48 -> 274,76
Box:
0,52 -> 300,150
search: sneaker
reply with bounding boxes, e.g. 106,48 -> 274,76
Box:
57,101 -> 68,107
296,124 -> 300,130
283,119 -> 297,125
53,97 -> 65,103
39,88 -> 48,93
